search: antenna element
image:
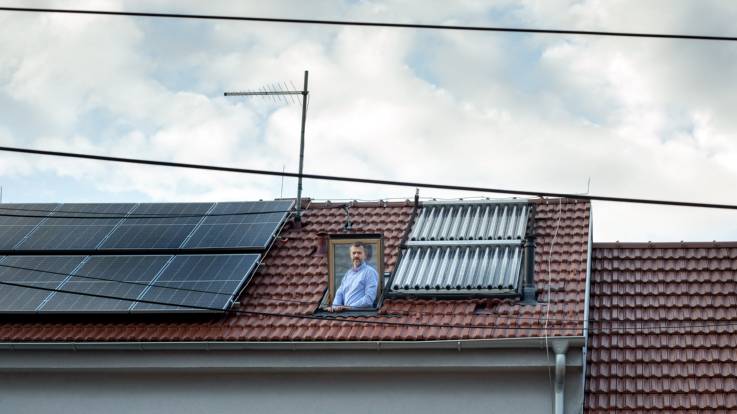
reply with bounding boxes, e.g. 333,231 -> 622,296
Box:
224,70 -> 310,224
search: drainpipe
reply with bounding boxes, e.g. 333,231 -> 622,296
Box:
580,208 -> 594,413
553,341 -> 568,414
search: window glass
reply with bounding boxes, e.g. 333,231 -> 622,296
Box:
326,235 -> 383,309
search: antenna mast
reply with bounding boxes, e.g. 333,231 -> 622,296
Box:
224,70 -> 310,224
296,71 -> 308,224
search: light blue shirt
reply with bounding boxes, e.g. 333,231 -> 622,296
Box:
332,262 -> 378,308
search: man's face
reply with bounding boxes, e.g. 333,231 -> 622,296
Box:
350,245 -> 365,269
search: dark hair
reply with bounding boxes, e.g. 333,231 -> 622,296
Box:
351,241 -> 372,260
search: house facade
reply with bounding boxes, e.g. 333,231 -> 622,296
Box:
0,198 -> 591,414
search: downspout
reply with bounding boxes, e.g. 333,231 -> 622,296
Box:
553,341 -> 568,414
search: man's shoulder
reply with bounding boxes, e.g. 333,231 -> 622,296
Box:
363,264 -> 378,276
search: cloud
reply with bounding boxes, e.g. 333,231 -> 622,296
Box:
1,0 -> 737,242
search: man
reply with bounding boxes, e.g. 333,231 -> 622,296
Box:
327,242 -> 378,312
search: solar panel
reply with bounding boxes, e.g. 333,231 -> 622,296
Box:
15,204 -> 135,250
100,203 -> 214,250
132,254 -> 260,312
39,255 -> 172,312
410,201 -> 529,241
0,255 -> 86,312
0,253 -> 260,314
184,200 -> 293,249
1,201 -> 293,252
391,245 -> 523,294
0,199 -> 288,314
390,200 -> 529,296
0,204 -> 59,250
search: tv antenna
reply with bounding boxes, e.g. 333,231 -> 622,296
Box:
225,70 -> 310,224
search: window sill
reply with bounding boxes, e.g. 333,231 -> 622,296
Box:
313,307 -> 379,317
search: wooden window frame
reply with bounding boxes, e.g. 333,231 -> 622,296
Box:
326,233 -> 384,307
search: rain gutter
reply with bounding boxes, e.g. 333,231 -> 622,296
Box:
0,337 -> 584,372
0,336 -> 583,351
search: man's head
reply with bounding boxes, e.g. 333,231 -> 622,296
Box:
349,242 -> 365,269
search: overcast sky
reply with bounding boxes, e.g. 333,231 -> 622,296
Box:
1,0 -> 737,242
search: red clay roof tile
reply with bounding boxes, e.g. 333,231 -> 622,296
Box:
0,198 -> 588,342
587,243 -> 737,413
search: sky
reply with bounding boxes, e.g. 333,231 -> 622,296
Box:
1,0 -> 737,242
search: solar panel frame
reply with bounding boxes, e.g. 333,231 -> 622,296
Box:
1,200 -> 293,252
0,253 -> 261,314
183,200 -> 293,250
0,199 -> 290,314
132,254 -> 260,312
39,255 -> 172,313
15,203 -> 136,251
99,203 -> 214,250
0,255 -> 87,313
0,203 -> 59,250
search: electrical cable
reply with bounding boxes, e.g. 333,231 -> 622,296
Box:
0,201 -> 350,220
0,276 -> 735,334
0,262 -> 229,297
0,260 -> 316,305
0,209 -> 292,220
544,198 -> 563,389
0,277 -> 713,333
234,207 -> 318,307
0,6 -> 736,42
0,150 -> 733,332
3,146 -> 737,211
0,278 -> 580,331
0,184 -> 731,330
3,256 -> 729,325
0,277 -> 227,313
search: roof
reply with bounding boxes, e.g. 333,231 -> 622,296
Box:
0,198 -> 590,342
586,242 -> 737,413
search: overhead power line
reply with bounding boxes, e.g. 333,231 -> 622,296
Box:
0,203 -> 348,220
2,145 -> 737,211
0,258 -> 729,327
1,6 -> 736,42
0,209 -> 291,220
0,262 -> 232,297
0,277 -> 228,313
0,264 -> 314,305
1,277 -> 737,334
0,261 -> 316,306
0,246 -> 732,332
0,259 -> 726,326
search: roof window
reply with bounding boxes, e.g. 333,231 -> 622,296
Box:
320,234 -> 384,313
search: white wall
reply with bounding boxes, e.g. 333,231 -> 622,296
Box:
0,368 -> 583,414
0,344 -> 584,414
